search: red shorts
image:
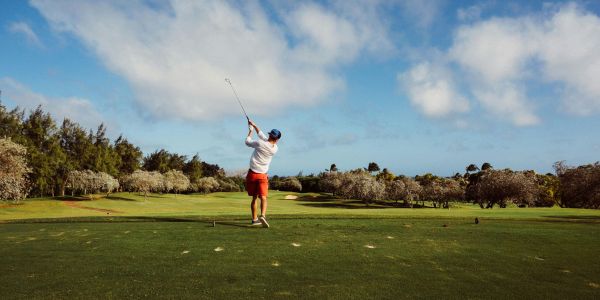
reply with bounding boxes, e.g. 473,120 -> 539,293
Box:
245,170 -> 268,197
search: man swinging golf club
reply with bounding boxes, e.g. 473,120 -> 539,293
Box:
245,119 -> 281,228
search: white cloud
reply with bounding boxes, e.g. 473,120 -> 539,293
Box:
403,3 -> 600,126
286,2 -> 394,66
399,62 -> 469,118
457,3 -> 487,22
537,4 -> 600,115
8,21 -> 43,47
449,18 -> 539,83
398,0 -> 442,29
30,0 -> 394,121
0,77 -> 104,130
471,83 -> 540,126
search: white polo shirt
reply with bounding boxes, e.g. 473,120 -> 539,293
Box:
245,131 -> 278,174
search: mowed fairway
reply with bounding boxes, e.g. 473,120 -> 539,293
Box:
1,192 -> 599,299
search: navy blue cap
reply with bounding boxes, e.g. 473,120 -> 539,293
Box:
268,129 -> 281,140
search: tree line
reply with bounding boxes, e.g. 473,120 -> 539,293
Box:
1,102 -> 597,209
0,102 -> 231,199
272,161 -> 599,209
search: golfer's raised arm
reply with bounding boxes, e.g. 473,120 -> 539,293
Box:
249,120 -> 268,141
245,126 -> 259,148
249,120 -> 261,133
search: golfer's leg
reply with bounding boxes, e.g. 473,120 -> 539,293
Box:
259,195 -> 268,217
251,196 -> 258,220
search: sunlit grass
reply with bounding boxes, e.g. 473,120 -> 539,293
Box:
2,192 -> 599,298
1,217 -> 599,299
2,191 -> 600,221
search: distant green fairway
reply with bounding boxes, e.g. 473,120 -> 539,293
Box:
1,192 -> 599,299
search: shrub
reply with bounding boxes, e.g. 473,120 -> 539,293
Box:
0,138 -> 30,202
122,170 -> 163,199
164,170 -> 191,194
272,177 -> 302,192
98,172 -> 119,195
384,179 -> 406,203
195,177 -> 220,194
216,177 -> 242,192
337,171 -> 385,205
319,172 -> 342,195
421,178 -> 464,208
402,177 -> 423,207
384,177 -> 424,207
554,161 -> 600,209
474,169 -> 538,208
66,170 -> 119,197
297,176 -> 320,192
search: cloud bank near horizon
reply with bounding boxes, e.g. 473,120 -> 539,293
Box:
0,77 -> 104,131
30,0 -> 394,121
399,3 -> 600,126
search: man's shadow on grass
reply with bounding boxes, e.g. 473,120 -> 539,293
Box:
121,216 -> 256,228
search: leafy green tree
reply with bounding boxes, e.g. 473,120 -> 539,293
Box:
143,149 -> 171,173
297,176 -> 320,192
367,162 -> 380,174
168,153 -> 186,171
58,119 -> 94,196
21,106 -> 64,197
201,161 -> 224,177
415,173 -> 439,186
143,149 -> 186,173
183,154 -> 203,183
91,124 -> 119,177
114,135 -> 142,175
534,173 -> 559,207
376,168 -> 395,182
329,163 -> 338,172
0,102 -> 24,140
466,164 -> 479,173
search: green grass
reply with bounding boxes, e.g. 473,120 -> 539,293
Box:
1,192 -> 599,299
2,191 -> 600,221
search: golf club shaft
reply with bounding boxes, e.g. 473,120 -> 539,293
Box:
225,78 -> 249,121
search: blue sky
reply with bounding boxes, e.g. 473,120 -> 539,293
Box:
1,0 -> 599,176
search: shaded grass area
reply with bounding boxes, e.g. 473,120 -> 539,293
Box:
1,218 -> 599,299
2,191 -> 600,222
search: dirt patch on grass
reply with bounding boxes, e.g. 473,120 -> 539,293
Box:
63,201 -> 122,214
284,195 -> 298,200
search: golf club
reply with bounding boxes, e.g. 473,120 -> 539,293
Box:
224,78 -> 249,122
